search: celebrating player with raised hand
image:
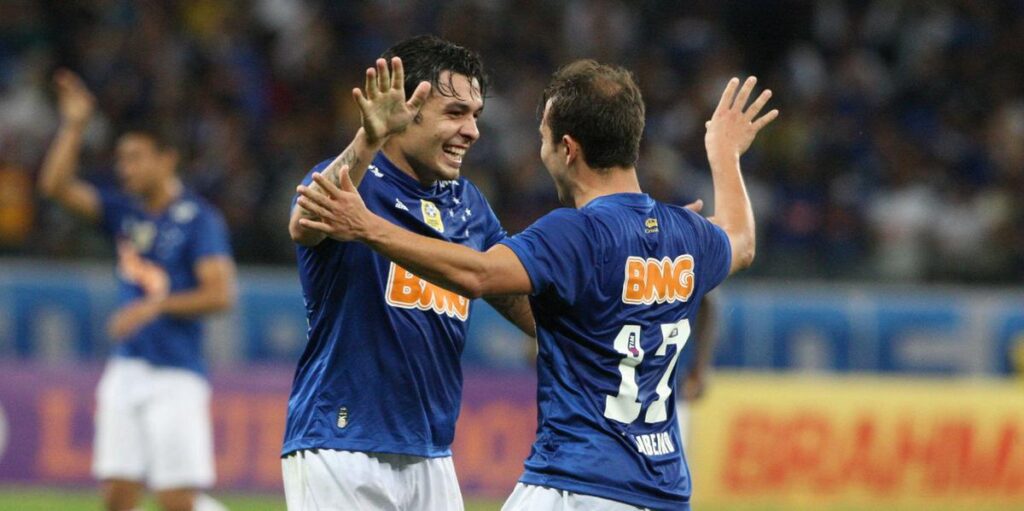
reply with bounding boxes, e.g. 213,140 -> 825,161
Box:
296,62 -> 777,510
288,53 -> 431,246
39,70 -> 236,511
282,35 -> 534,511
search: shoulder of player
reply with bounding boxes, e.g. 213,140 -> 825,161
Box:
658,201 -> 707,225
451,177 -> 497,208
532,207 -> 592,233
454,176 -> 483,196
173,191 -> 226,225
98,185 -> 133,206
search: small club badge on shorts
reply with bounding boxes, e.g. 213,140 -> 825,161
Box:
337,406 -> 349,429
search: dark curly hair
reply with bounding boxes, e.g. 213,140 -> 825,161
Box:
383,35 -> 488,102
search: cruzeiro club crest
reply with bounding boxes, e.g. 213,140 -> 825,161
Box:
421,200 -> 445,233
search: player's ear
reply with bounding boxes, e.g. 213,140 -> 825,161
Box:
562,134 -> 579,166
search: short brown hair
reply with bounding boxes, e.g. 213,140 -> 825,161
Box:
541,60 -> 645,169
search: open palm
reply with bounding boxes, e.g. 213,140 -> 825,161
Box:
705,76 -> 777,160
54,69 -> 96,126
354,57 -> 432,144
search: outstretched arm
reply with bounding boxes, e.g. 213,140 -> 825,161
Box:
704,76 -> 778,274
485,295 -> 536,338
289,57 -> 431,246
288,130 -> 380,246
295,169 -> 532,299
38,70 -> 101,222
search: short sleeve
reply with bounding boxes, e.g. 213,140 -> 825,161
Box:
472,187 -> 507,250
190,207 -> 232,261
694,214 -> 732,292
97,187 -> 132,237
499,208 -> 595,305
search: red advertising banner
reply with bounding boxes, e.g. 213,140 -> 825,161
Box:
0,363 -> 535,497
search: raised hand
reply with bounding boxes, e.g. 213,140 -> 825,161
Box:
705,76 -> 777,161
53,69 -> 96,128
354,57 -> 432,145
296,166 -> 374,242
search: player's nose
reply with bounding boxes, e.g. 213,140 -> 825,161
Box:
460,116 -> 480,142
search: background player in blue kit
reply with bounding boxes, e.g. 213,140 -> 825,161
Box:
283,36 -> 534,510
295,60 -> 777,510
675,295 -> 718,454
38,70 -> 236,511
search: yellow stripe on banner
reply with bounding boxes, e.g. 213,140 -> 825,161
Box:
688,373 -> 1024,511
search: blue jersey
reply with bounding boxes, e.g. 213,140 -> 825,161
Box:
283,152 -> 506,458
98,188 -> 232,376
500,193 -> 731,511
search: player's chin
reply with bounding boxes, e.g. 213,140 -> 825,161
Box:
436,155 -> 463,180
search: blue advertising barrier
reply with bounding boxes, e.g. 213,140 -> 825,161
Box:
1,259 -> 1021,375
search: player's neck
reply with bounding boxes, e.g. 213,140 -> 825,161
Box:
141,178 -> 183,214
380,146 -> 443,187
572,165 -> 641,208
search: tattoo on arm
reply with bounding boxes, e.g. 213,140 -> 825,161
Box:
329,150 -> 358,187
486,294 -> 536,338
299,147 -> 359,219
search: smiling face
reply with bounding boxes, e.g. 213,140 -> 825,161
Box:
386,70 -> 483,184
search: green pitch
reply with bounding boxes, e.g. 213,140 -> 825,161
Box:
0,487 -> 503,511
8,487 -> 1017,511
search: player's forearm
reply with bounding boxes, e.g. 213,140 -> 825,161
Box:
708,152 -> 755,271
299,129 -> 380,218
485,294 -> 536,338
291,129 -> 382,246
361,215 -> 492,299
39,122 -> 87,198
155,284 -> 236,318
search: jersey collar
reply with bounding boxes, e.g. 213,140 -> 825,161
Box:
582,192 -> 653,210
372,152 -> 460,199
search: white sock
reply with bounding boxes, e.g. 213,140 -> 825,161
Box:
193,493 -> 229,511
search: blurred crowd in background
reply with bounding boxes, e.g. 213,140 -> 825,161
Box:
0,0 -> 1021,282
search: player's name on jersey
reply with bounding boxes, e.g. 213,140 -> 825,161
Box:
632,431 -> 677,457
621,255 -> 695,305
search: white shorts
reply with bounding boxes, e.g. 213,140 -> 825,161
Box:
502,483 -> 651,511
92,358 -> 215,491
281,449 -> 462,511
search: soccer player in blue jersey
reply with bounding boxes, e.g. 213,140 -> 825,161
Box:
295,60 -> 777,510
283,36 -> 534,510
39,70 -> 235,511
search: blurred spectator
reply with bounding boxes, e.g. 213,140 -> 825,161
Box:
0,0 -> 1021,283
